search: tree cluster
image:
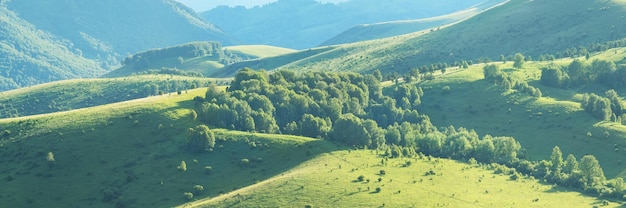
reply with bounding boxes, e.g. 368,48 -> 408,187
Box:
580,90 -> 626,123
483,64 -> 541,97
541,59 -> 626,89
122,42 -> 224,67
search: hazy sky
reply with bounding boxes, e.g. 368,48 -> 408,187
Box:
176,0 -> 348,12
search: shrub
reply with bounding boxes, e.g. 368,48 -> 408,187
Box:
46,152 -> 55,162
357,175 -> 365,182
194,185 -> 204,194
375,187 -> 382,193
183,192 -> 193,200
178,161 -> 187,172
240,158 -> 250,167
187,125 -> 215,153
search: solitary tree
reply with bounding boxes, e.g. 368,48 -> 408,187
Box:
513,53 -> 525,69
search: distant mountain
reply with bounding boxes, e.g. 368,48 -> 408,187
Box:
0,3 -> 104,91
6,0 -> 234,63
202,0 -> 487,49
320,0 -> 504,46
217,0 -> 626,75
0,0 -> 234,91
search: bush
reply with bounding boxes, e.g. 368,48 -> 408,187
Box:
187,125 -> 215,153
240,158 -> 250,167
194,185 -> 204,194
178,161 -> 187,172
183,192 -> 193,200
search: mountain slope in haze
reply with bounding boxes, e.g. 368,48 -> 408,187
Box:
320,0 -> 504,46
202,0 -> 489,49
219,0 -> 626,76
0,3 -> 104,91
6,0 -> 234,62
0,0 -> 233,92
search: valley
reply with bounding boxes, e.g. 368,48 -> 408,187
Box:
2,0 -> 626,207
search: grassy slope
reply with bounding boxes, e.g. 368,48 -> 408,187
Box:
216,0 -> 626,76
413,49 -> 626,178
0,88 -> 337,208
183,149 -> 619,208
105,45 -> 296,78
319,0 -> 505,46
224,45 -> 297,59
0,75 -> 228,118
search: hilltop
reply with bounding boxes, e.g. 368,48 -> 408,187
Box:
104,42 -> 296,78
0,74 -> 229,118
202,0 -> 489,49
217,0 -> 626,76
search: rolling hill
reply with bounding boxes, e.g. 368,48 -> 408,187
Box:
319,0 -> 505,46
0,87 -> 619,207
201,0 -> 491,49
0,74 -> 229,118
411,48 -> 626,179
103,42 -> 297,78
216,0 -> 626,76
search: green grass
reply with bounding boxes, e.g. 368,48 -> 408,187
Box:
182,150 -> 619,208
105,45 -> 297,78
212,0 -> 626,77
0,75 -> 228,118
224,45 -> 297,59
413,50 -> 626,179
320,0 -> 505,46
0,88 -> 339,207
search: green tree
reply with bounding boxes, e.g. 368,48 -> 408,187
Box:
329,113 -> 370,147
563,154 -> 579,174
550,146 -> 563,173
513,53 -> 525,69
579,155 -> 605,187
187,125 -> 216,153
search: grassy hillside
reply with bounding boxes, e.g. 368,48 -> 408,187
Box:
0,75 -> 228,118
202,0 -> 489,49
216,0 -> 626,76
224,45 -> 297,59
0,3 -> 105,91
413,49 -> 626,178
183,149 -> 618,207
0,87 -> 617,207
320,0 -> 505,46
104,42 -> 296,78
0,88 -> 337,208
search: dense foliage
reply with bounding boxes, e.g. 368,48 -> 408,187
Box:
192,69 -> 625,200
540,59 -> 626,122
